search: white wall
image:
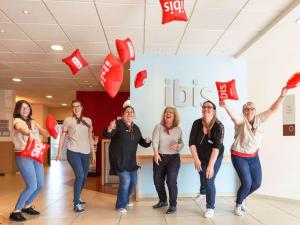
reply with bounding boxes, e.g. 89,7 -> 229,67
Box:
243,22 -> 300,200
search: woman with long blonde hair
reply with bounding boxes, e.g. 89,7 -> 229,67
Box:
152,107 -> 184,214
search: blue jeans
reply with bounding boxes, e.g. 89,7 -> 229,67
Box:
200,155 -> 223,209
15,156 -> 44,210
67,150 -> 90,205
231,154 -> 262,205
199,170 -> 206,195
116,170 -> 137,209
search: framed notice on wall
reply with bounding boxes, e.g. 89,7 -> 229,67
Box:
282,95 -> 295,136
0,119 -> 10,137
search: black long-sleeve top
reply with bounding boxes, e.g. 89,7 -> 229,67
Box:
103,119 -> 151,175
189,118 -> 224,162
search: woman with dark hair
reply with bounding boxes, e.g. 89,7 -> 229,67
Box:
56,100 -> 95,213
9,100 -> 49,222
220,87 -> 287,216
152,107 -> 184,214
189,100 -> 224,218
104,105 -> 151,214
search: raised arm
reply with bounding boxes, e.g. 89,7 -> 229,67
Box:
219,101 -> 242,125
260,87 -> 288,121
35,121 -> 50,138
103,119 -> 117,138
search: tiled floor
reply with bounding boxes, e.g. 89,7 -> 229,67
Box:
1,161 -> 300,225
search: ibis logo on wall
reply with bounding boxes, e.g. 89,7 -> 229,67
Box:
164,79 -> 213,107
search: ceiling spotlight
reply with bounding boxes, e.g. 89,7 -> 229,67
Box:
295,18 -> 300,25
61,103 -> 67,106
51,44 -> 64,51
89,85 -> 93,88
46,95 -> 53,98
12,78 -> 22,82
22,10 -> 30,15
0,29 -> 4,33
84,80 -> 88,83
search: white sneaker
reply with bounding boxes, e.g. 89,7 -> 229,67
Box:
234,206 -> 244,216
73,204 -> 85,213
117,208 -> 127,214
241,201 -> 249,212
204,208 -> 214,218
126,201 -> 133,207
193,193 -> 205,201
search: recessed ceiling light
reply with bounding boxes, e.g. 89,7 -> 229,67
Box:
61,103 -> 67,106
46,95 -> 52,99
51,44 -> 64,51
0,29 -> 5,33
295,18 -> 300,25
12,78 -> 22,82
22,10 -> 30,15
84,80 -> 88,83
89,85 -> 93,88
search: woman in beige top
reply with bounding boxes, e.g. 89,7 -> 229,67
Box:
220,87 -> 288,216
9,100 -> 49,222
152,107 -> 184,214
56,100 -> 95,213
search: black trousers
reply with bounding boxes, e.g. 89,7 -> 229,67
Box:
153,154 -> 180,207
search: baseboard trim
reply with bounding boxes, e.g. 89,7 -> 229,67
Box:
253,193 -> 300,204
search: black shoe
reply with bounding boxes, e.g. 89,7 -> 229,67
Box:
79,199 -> 86,205
152,201 -> 168,209
166,206 -> 176,214
21,206 -> 40,215
9,212 -> 26,221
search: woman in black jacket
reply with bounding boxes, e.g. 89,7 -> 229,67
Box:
104,106 -> 151,214
189,100 -> 224,218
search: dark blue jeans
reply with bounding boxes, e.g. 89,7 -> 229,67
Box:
116,170 -> 137,209
231,154 -> 262,205
153,154 -> 180,207
67,150 -> 90,205
200,155 -> 223,209
199,169 -> 206,195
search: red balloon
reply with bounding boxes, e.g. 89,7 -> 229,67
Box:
46,114 -> 59,139
62,49 -> 88,75
116,38 -> 135,64
99,53 -> 124,98
16,139 -> 49,164
286,72 -> 300,89
134,70 -> 147,88
160,0 -> 188,24
215,79 -> 239,101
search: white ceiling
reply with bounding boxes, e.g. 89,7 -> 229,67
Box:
0,0 -> 298,107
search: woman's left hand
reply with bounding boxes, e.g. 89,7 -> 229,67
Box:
206,165 -> 214,179
91,152 -> 96,164
145,137 -> 151,143
170,143 -> 178,151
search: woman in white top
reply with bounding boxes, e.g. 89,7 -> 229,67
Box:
220,87 -> 288,216
9,100 -> 49,222
152,107 -> 184,214
56,100 -> 95,213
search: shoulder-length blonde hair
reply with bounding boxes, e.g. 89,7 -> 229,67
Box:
160,106 -> 180,127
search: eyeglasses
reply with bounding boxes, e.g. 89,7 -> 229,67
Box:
72,105 -> 81,109
244,107 -> 255,112
202,105 -> 214,110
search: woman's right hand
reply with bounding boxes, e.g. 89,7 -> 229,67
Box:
108,119 -> 116,132
194,159 -> 202,172
154,153 -> 161,165
56,152 -> 61,161
219,100 -> 226,108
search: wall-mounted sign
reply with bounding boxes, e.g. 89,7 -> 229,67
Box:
282,95 -> 295,136
0,119 -> 10,137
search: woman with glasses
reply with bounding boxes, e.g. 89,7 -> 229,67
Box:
189,100 -> 224,218
104,105 -> 151,214
152,107 -> 184,214
9,100 -> 49,222
219,87 -> 288,216
56,100 -> 96,213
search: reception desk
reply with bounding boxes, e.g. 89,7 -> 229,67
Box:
101,139 -> 236,200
